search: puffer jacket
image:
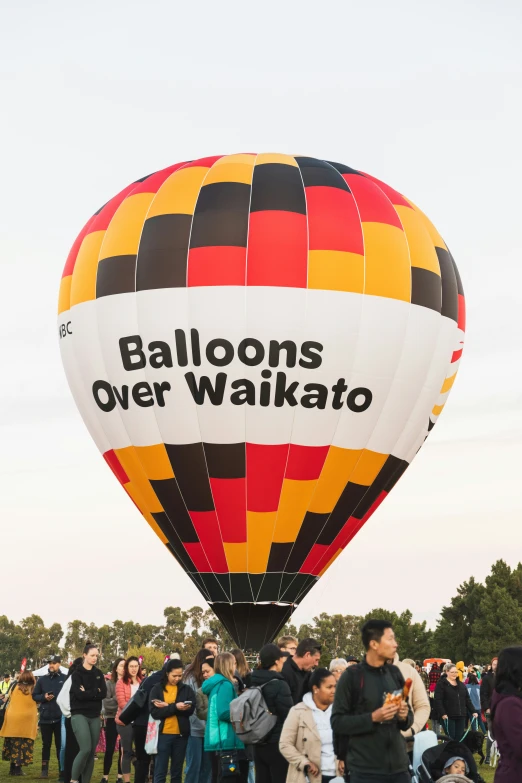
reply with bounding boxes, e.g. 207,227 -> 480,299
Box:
247,669 -> 293,743
434,677 -> 475,720
201,673 -> 244,752
116,678 -> 143,726
103,678 -> 118,719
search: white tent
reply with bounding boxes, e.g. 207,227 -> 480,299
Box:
32,664 -> 69,677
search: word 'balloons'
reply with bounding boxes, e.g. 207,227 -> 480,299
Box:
58,154 -> 465,649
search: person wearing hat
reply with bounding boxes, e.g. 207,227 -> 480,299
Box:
247,644 -> 293,783
435,754 -> 473,782
33,656 -> 66,778
1,673 -> 12,700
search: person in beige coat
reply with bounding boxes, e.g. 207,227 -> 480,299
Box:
394,656 -> 430,747
279,668 -> 342,783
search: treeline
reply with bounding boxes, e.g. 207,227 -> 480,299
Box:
0,606 -> 234,673
1,560 -> 519,673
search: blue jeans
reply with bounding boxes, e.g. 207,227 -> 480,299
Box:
60,716 -> 66,772
154,734 -> 188,783
185,736 -> 211,783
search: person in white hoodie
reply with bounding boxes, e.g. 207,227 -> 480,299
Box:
280,668 -> 342,783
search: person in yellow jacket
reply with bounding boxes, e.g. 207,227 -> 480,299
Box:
456,662 -> 465,683
0,671 -> 38,775
1,674 -> 12,699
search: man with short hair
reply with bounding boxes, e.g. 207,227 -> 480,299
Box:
277,635 -> 298,656
281,638 -> 321,705
201,637 -> 218,657
331,619 -> 413,783
32,656 -> 66,779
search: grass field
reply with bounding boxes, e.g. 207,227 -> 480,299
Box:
0,733 -> 497,783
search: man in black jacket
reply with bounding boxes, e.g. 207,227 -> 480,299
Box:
331,619 -> 413,783
480,656 -> 498,764
32,656 -> 66,778
249,643 -> 294,783
281,638 -> 321,705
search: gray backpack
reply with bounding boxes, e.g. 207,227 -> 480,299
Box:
229,680 -> 277,744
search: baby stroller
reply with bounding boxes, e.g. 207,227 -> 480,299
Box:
412,733 -> 483,783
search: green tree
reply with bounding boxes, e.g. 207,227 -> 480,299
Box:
127,646 -> 166,672
65,620 -> 90,660
201,610 -> 234,650
432,577 -> 486,662
0,616 -> 25,674
158,607 -> 189,654
19,615 -> 63,668
360,609 -> 432,661
310,613 -> 363,664
469,586 -> 522,660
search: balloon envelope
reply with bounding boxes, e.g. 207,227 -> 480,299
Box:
58,154 -> 465,648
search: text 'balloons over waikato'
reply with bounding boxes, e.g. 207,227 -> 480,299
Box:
58,154 -> 465,649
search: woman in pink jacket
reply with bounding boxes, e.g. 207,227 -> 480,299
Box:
115,657 -> 142,783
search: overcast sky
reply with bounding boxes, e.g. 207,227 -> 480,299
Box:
1,0 -> 521,638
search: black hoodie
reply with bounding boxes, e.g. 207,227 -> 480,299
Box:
70,665 -> 107,718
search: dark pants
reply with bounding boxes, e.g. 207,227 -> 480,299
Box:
117,724 -> 134,775
154,734 -> 188,783
350,773 -> 411,783
104,718 -> 122,777
41,722 -> 62,764
211,753 -> 249,783
446,716 -> 466,741
254,743 -> 289,783
133,724 -> 150,783
64,718 -> 80,783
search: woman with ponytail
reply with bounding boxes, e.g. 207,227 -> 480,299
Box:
69,643 -> 107,783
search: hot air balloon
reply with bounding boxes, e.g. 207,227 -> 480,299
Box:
57,154 -> 465,649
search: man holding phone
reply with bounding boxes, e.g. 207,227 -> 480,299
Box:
33,656 -> 66,779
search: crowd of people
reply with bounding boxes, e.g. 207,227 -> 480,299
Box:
0,625 -> 521,783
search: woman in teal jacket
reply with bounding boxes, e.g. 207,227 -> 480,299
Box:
201,652 -> 248,783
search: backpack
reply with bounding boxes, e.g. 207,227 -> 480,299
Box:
229,680 -> 277,744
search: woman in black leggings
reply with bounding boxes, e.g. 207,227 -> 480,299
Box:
101,659 -> 124,783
